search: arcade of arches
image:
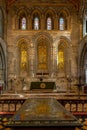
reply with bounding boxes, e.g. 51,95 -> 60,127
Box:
0,0 -> 87,95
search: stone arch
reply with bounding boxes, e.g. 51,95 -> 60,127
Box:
31,7 -> 42,15
58,38 -> 69,75
14,7 -> 29,29
44,9 -> 56,30
32,32 -> 53,76
78,36 -> 87,84
58,8 -> 70,17
0,37 -> 7,89
33,32 -> 53,44
31,8 -> 42,30
53,36 -> 72,77
15,36 -> 31,77
44,7 -> 56,16
54,35 -> 72,47
58,8 -> 70,30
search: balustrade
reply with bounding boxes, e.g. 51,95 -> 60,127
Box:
0,98 -> 87,117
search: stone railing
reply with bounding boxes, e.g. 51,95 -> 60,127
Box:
0,98 -> 87,117
58,99 -> 87,117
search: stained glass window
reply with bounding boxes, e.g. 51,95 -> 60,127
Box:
34,17 -> 39,30
47,17 -> 52,30
59,17 -> 64,30
21,17 -> 26,30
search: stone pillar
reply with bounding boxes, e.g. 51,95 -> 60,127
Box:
29,15 -> 32,30
28,15 -> 32,30
29,41 -> 35,77
54,15 -> 58,30
41,14 -> 45,30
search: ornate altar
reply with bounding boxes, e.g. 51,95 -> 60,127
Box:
30,82 -> 56,92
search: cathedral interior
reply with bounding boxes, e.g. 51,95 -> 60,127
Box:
0,0 -> 87,129
0,0 -> 86,94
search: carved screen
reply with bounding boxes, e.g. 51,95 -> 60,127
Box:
37,42 -> 48,70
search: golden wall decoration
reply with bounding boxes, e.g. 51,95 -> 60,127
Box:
58,50 -> 64,70
37,42 -> 48,70
19,42 -> 28,71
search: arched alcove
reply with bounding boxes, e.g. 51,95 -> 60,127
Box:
0,38 -> 7,90
78,37 -> 87,84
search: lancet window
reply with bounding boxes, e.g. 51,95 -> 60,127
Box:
19,12 -> 27,30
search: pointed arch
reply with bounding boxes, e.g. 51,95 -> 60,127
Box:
57,37 -> 71,77
36,36 -> 49,72
33,32 -> 53,75
17,8 -> 28,30
0,38 -> 7,89
44,10 -> 55,30
31,9 -> 41,30
58,39 -> 68,72
58,9 -> 70,30
18,39 -> 28,74
33,13 -> 40,30
78,36 -> 87,84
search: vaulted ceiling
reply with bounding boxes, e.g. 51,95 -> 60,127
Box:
6,0 -> 80,11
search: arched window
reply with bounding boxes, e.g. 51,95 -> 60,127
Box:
47,17 -> 52,30
59,12 -> 67,30
19,12 -> 27,30
0,44 -> 6,89
21,17 -> 26,30
34,17 -> 39,30
59,17 -> 65,30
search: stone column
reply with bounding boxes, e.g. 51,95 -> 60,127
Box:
29,15 -> 32,30
54,15 -> 58,30
41,14 -> 45,30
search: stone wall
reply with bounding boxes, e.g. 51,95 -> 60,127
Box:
5,0 -> 81,92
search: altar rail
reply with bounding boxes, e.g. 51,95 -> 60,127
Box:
0,98 -> 87,117
58,99 -> 87,117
